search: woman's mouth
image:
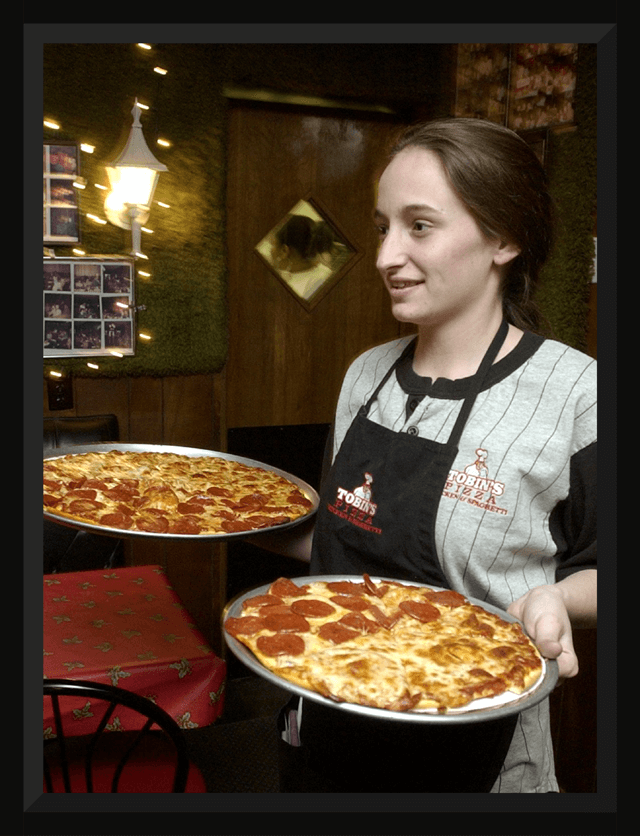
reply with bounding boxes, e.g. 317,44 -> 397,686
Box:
388,279 -> 424,293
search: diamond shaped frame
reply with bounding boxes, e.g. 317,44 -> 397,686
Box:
254,194 -> 363,311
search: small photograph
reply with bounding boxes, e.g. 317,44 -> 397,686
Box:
73,294 -> 101,320
44,293 -> 71,319
48,145 -> 78,175
44,321 -> 72,350
105,320 -> 132,349
44,263 -> 71,291
73,321 -> 102,350
49,206 -> 79,239
49,178 -> 76,206
102,296 -> 131,319
73,264 -> 101,293
103,265 -> 132,293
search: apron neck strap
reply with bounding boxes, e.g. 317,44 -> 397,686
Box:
448,317 -> 509,446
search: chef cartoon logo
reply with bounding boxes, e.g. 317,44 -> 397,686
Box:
327,471 -> 382,534
443,448 -> 508,516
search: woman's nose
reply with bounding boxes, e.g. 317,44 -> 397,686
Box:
376,228 -> 407,273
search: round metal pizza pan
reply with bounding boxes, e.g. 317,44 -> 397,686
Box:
223,574 -> 559,725
43,442 -> 319,541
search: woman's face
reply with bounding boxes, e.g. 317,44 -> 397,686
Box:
374,147 -> 518,330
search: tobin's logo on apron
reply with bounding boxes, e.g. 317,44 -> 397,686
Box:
327,472 -> 383,535
443,448 -> 509,516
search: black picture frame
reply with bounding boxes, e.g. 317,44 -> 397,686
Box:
43,141 -> 81,245
43,256 -> 136,358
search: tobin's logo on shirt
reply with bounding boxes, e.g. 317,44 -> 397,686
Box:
327,472 -> 382,534
443,448 -> 509,516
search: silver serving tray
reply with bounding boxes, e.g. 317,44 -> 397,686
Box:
223,574 -> 559,725
43,442 -> 319,541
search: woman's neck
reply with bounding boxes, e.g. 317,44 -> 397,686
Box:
412,311 -> 522,381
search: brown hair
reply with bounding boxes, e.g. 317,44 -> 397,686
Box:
389,118 -> 554,334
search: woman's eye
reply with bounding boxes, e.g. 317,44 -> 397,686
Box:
376,224 -> 388,238
413,221 -> 430,233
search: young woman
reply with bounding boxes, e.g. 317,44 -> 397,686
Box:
267,118 -> 596,793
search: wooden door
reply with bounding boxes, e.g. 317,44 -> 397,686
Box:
225,102 -> 412,430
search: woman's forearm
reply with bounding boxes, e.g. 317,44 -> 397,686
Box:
556,568 -> 597,629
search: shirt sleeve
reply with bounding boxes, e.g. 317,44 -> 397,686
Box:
551,440 -> 597,580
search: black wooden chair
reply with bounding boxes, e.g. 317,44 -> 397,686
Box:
43,679 -> 207,792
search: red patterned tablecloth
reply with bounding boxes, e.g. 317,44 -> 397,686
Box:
43,565 -> 226,737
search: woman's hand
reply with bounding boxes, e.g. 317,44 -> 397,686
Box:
507,569 -> 596,681
508,585 -> 578,679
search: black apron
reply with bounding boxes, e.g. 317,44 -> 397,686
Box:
279,319 -> 518,793
310,317 -> 510,587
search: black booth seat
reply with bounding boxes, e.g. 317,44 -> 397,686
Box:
43,415 -> 125,574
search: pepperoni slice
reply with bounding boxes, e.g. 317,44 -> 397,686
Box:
242,594 -> 284,610
212,509 -> 236,521
256,633 -> 305,657
317,622 -> 359,645
103,484 -> 138,501
291,599 -> 336,618
225,616 -> 265,637
287,492 -> 312,508
135,514 -> 169,533
338,612 -> 380,634
168,516 -> 202,534
177,501 -> 205,515
398,599 -> 440,623
238,492 -> 267,506
367,605 -> 403,630
330,594 -> 370,612
67,479 -> 86,490
220,519 -> 252,533
422,589 -> 467,608
362,573 -> 385,597
99,511 -> 134,529
206,486 -> 232,497
268,578 -> 309,598
326,581 -> 366,595
67,499 -> 104,513
462,613 -> 495,638
67,488 -> 98,500
262,612 -> 310,633
258,604 -> 293,616
43,494 -> 60,507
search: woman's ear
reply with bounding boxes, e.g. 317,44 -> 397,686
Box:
493,240 -> 521,267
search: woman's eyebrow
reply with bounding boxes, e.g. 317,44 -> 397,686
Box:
374,203 -> 443,220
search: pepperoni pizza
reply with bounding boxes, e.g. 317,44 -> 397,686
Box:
225,575 -> 545,713
43,449 -> 315,536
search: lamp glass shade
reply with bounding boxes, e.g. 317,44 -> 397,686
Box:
107,164 -> 159,206
103,100 -> 168,231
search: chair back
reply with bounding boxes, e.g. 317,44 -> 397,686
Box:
43,679 -> 201,793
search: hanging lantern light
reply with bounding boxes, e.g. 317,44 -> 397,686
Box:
104,99 -> 167,256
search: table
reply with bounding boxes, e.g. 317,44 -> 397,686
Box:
43,565 -> 226,737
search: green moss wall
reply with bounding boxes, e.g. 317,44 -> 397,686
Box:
43,44 -> 229,378
538,43 -> 597,351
